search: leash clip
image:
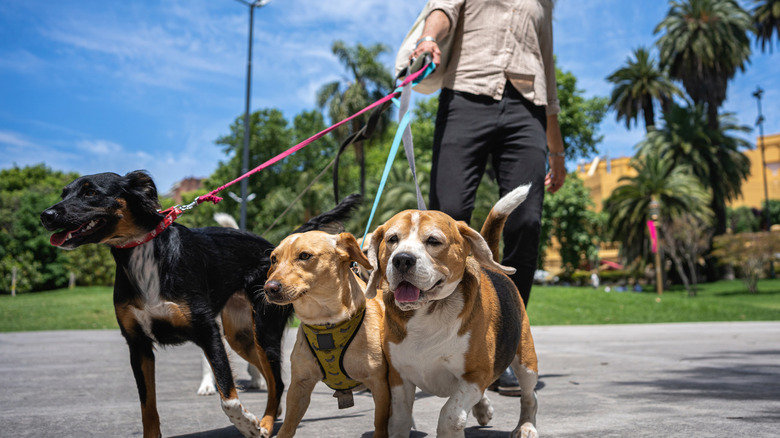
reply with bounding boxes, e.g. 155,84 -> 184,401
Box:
179,199 -> 199,211
157,199 -> 197,215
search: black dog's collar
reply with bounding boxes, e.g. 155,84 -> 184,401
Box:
113,207 -> 182,249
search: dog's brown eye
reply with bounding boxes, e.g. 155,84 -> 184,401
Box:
298,252 -> 311,261
85,189 -> 97,196
387,235 -> 398,244
270,255 -> 277,264
426,236 -> 441,246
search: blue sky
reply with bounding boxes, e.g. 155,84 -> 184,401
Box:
1,0 -> 778,193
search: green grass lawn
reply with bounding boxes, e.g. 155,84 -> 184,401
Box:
1,279 -> 779,332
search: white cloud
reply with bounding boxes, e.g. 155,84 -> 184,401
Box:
76,139 -> 123,155
0,130 -> 35,148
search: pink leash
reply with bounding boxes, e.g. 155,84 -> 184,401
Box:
110,65 -> 431,249
196,65 -> 431,206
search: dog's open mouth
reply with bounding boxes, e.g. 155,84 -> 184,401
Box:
50,218 -> 107,247
394,279 -> 443,303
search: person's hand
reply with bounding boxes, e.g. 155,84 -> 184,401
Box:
545,154 -> 566,194
411,38 -> 440,67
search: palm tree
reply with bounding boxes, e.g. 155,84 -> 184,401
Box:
635,104 -> 751,236
606,47 -> 682,132
654,0 -> 752,130
752,0 -> 780,52
317,41 -> 394,196
604,153 -> 712,265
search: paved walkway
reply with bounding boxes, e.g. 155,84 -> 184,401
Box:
1,322 -> 778,437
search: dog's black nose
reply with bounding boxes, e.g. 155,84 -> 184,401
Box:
40,209 -> 58,228
264,280 -> 282,295
392,252 -> 416,273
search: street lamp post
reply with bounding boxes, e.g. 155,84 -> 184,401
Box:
753,86 -> 775,278
236,0 -> 270,230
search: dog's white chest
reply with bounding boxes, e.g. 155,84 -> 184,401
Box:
126,244 -> 177,341
387,304 -> 471,397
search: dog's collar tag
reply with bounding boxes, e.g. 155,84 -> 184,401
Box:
334,389 -> 355,409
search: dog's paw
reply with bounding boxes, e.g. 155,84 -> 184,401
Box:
246,364 -> 266,390
222,398 -> 268,438
511,423 -> 538,438
197,378 -> 217,396
472,395 -> 494,426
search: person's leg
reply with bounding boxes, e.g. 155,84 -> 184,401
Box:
430,89 -> 500,222
491,85 -> 548,308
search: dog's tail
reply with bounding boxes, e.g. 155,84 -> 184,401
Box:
213,212 -> 239,230
480,184 -> 531,262
293,194 -> 362,235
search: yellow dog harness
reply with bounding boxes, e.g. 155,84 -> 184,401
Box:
301,307 -> 366,392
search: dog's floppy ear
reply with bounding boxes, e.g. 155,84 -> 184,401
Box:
338,232 -> 372,271
364,226 -> 385,299
123,170 -> 160,213
457,221 -> 516,275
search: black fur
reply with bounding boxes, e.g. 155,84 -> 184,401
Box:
40,170 -> 360,436
484,268 -> 523,378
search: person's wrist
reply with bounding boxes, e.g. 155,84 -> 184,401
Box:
415,36 -> 437,49
549,151 -> 565,157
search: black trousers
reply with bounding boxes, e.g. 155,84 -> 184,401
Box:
430,85 -> 547,307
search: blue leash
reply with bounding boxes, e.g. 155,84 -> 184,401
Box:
361,62 -> 436,248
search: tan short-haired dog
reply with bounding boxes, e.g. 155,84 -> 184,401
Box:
364,184 -> 539,438
263,231 -> 390,438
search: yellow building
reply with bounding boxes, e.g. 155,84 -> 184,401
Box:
542,133 -> 780,274
577,133 -> 780,211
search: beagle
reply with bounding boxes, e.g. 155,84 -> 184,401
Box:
364,184 -> 539,438
263,231 -> 390,438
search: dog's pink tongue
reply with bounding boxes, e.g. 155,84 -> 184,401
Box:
50,232 -> 67,247
394,282 -> 421,302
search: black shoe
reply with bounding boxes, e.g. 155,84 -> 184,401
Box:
494,368 -> 522,397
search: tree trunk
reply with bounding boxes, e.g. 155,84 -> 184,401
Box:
669,251 -> 691,296
684,255 -> 698,297
643,99 -> 655,132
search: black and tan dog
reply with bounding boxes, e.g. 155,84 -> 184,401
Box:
263,231 -> 389,437
39,170 -> 359,438
364,184 -> 539,438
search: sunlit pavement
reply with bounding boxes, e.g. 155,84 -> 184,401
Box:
1,322 -> 778,437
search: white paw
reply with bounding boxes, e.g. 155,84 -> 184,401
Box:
197,378 -> 217,396
472,396 -> 494,426
246,365 -> 266,390
511,422 -> 538,438
221,398 -> 268,438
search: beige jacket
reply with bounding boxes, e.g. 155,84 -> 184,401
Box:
428,0 -> 560,115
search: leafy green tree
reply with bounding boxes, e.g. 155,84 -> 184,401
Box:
65,245 -> 114,287
540,174 -> 606,276
0,165 -> 77,292
604,153 -> 713,264
752,0 -> 780,52
636,104 -> 751,236
207,109 -> 338,239
317,41 -> 395,196
655,0 -> 752,130
662,213 -> 713,296
712,231 -> 780,293
727,206 -> 761,233
555,66 -> 609,160
606,47 -> 682,132
763,199 -> 780,228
